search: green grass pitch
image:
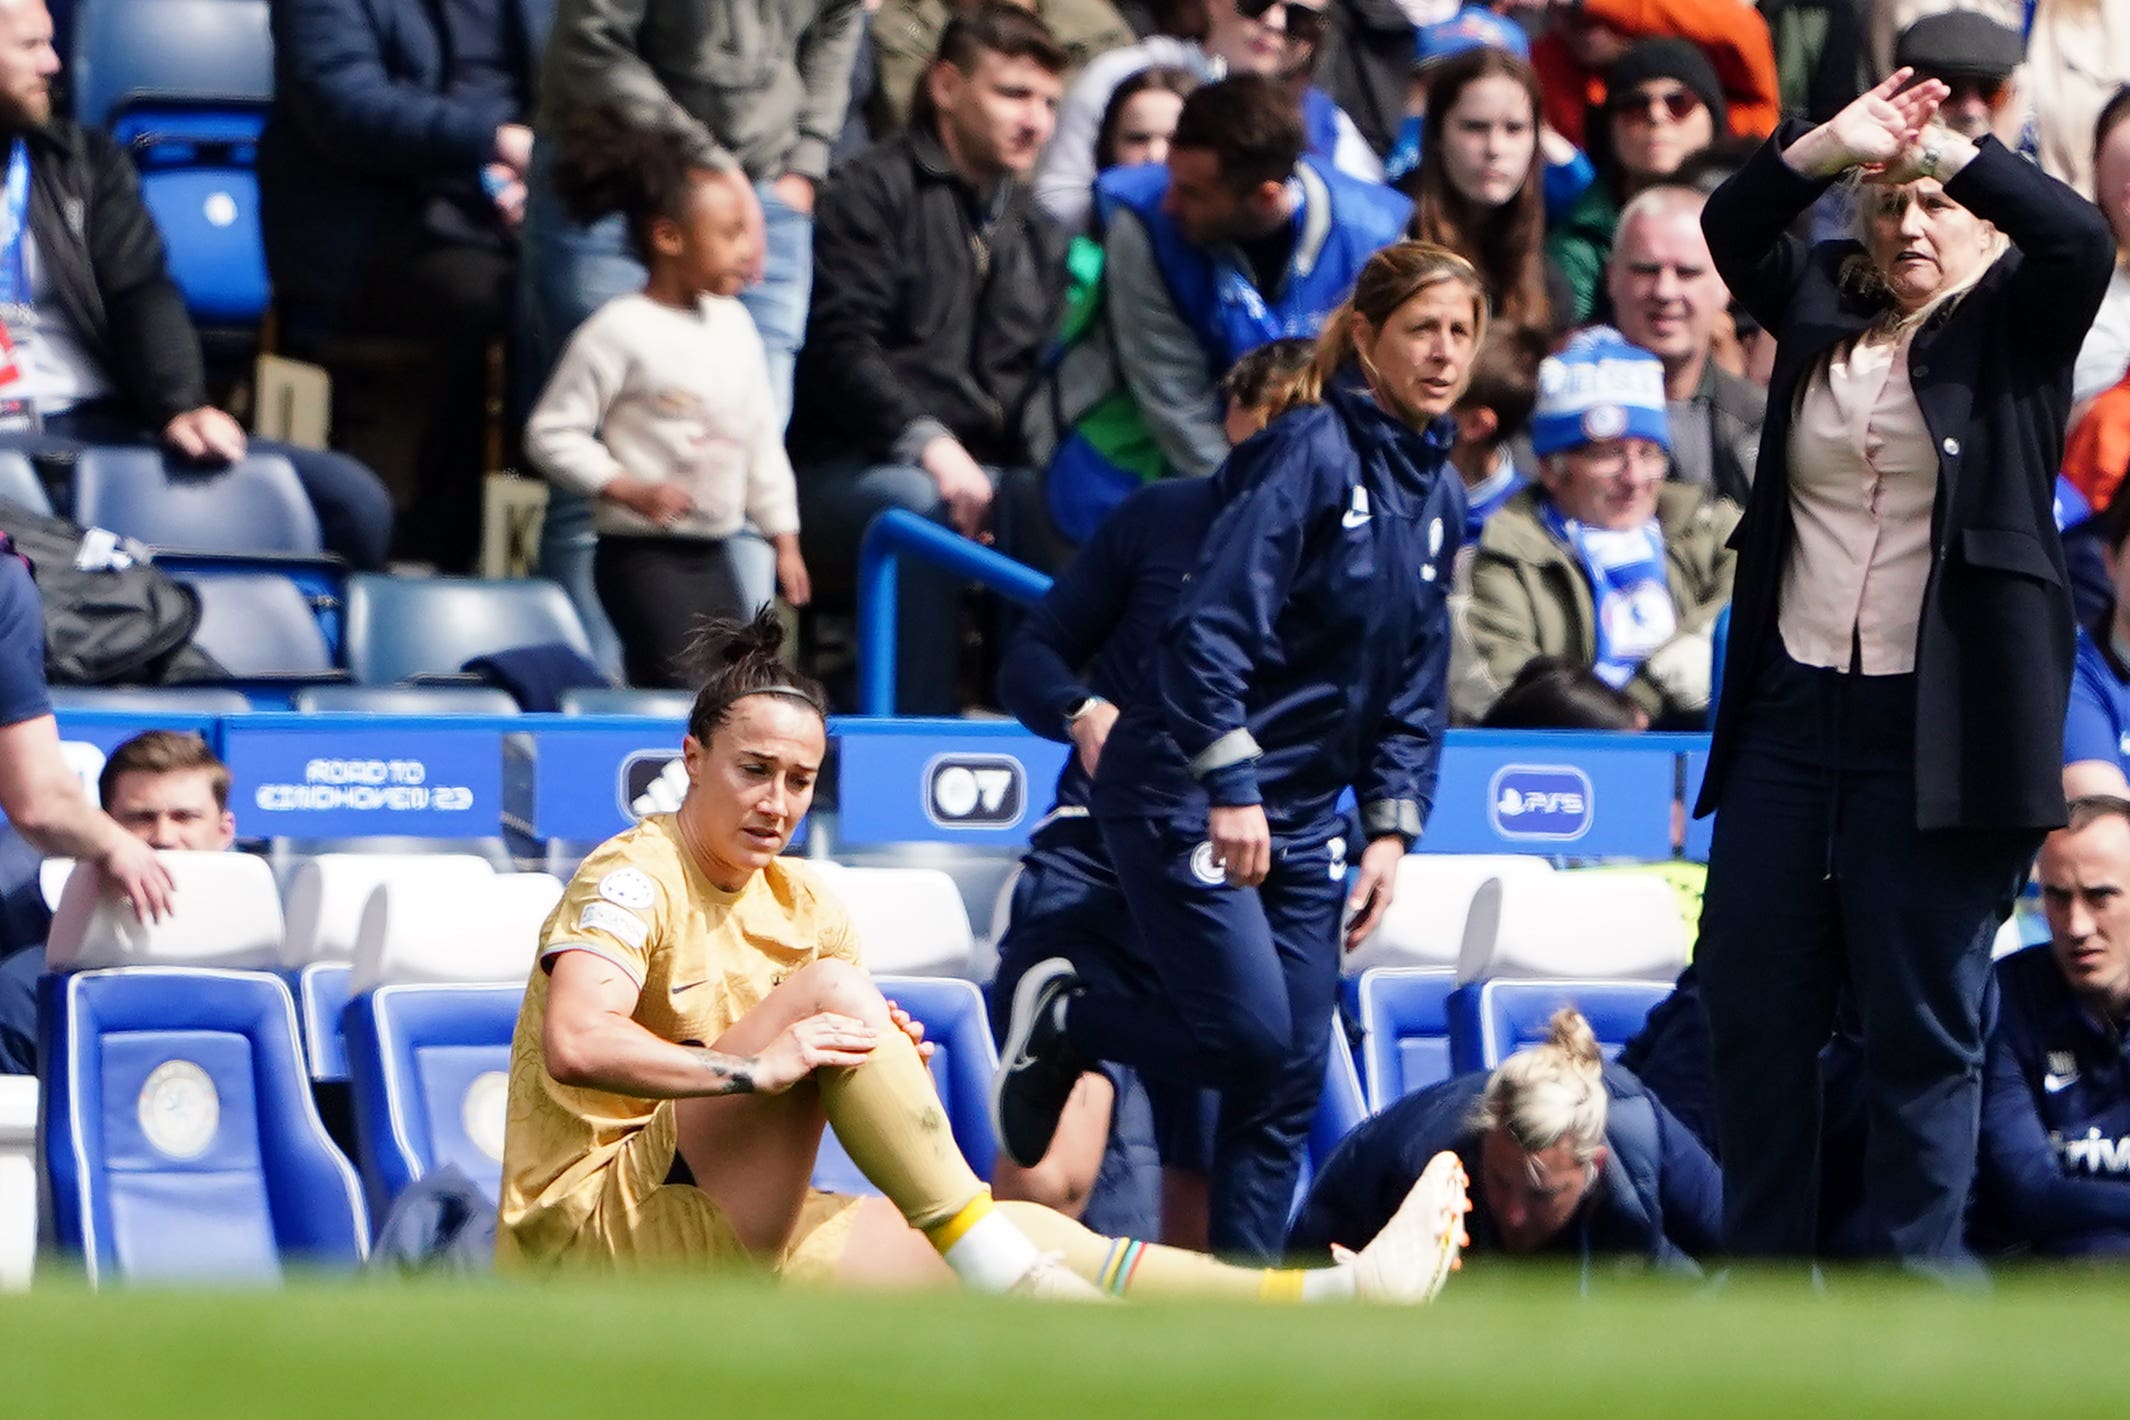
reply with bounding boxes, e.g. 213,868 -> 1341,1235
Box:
3,1265 -> 2124,1418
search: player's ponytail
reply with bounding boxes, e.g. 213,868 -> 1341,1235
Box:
1468,1007 -> 1609,1165
683,606 -> 828,744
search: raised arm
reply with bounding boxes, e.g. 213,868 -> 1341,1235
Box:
1702,71 -> 1943,338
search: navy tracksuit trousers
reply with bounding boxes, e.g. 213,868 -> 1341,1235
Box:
1062,812 -> 1347,1261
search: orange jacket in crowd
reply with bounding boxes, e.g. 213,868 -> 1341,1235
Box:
2064,372 -> 2130,516
1532,0 -> 1782,148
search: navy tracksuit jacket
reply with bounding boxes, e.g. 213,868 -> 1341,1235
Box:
1973,944 -> 2130,1256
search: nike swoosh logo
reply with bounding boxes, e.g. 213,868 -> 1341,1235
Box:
670,979 -> 707,996
2045,1072 -> 2078,1093
1341,510 -> 1371,529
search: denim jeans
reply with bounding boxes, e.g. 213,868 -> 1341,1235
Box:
518,141 -> 812,676
798,456 -> 1045,715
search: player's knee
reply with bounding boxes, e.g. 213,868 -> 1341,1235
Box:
788,958 -> 891,1026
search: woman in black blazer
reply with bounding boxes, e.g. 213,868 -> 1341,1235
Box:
1696,71 -> 2117,1264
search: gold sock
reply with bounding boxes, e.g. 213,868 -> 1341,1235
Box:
997,1201 -> 1325,1302
813,1025 -> 986,1231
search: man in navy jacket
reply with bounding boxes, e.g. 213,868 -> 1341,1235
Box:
1975,795 -> 2130,1256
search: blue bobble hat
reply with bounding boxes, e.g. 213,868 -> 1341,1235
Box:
1530,326 -> 1671,458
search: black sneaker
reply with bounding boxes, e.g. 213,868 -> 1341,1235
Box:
991,957 -> 1084,1168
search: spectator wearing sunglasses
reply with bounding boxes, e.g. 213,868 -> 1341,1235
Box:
1527,0 -> 1778,152
1032,0 -> 1379,231
1547,38 -> 1726,324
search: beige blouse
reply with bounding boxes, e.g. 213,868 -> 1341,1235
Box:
1779,327 -> 1939,675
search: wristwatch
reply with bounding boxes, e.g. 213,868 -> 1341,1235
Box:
1065,694 -> 1109,727
1917,128 -> 1947,180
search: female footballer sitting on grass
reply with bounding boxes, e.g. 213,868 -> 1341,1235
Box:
496,608 -> 1469,1301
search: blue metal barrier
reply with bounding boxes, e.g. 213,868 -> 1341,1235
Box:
857,509 -> 1054,716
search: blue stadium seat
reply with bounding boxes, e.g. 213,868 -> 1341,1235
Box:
0,449 -> 50,514
1310,1018 -> 1368,1170
294,961 -> 352,1082
70,0 -> 272,132
49,685 -> 252,714
342,574 -> 593,686
811,975 -> 998,1195
137,158 -> 270,326
1445,979 -> 1672,1074
178,571 -> 335,677
1357,967 -> 1459,1110
558,687 -> 694,718
342,982 -> 523,1219
70,446 -> 321,555
291,685 -> 520,716
38,966 -> 368,1282
161,551 -> 347,663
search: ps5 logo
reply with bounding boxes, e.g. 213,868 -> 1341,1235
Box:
924,754 -> 1026,829
1488,764 -> 1594,842
619,750 -> 686,819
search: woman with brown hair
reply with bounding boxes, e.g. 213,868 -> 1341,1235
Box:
1409,46 -> 1554,336
995,240 -> 1483,1261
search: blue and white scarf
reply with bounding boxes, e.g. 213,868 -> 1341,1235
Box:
1541,504 -> 1675,688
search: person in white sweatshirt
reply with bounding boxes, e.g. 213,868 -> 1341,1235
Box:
526,106 -> 811,689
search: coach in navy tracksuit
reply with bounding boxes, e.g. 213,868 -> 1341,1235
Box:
1973,797 -> 2130,1256
993,242 -> 1479,1260
1287,1061 -> 1721,1275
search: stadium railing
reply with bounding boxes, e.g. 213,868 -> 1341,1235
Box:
856,509 -> 1055,716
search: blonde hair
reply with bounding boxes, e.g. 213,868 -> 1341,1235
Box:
1469,1007 -> 1608,1164
1280,240 -> 1489,420
1846,170 -> 2010,337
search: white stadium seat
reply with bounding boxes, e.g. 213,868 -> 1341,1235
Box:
278,853 -> 497,968
1343,854 -> 1557,975
46,851 -> 285,971
1456,872 -> 1689,985
965,862 -> 1024,984
0,1075 -> 35,1290
349,872 -> 562,993
810,863 -> 977,978
39,857 -> 73,911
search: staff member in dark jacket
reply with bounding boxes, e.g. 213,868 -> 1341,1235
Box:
260,0 -> 551,572
1695,69 -> 2116,1263
0,0 -> 393,569
1975,796 -> 2130,1257
1289,1010 -> 1720,1275
993,241 -> 1475,1260
792,4 -> 1071,715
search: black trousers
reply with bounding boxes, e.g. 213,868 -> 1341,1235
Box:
332,232 -> 517,574
1697,646 -> 2038,1262
592,533 -> 763,689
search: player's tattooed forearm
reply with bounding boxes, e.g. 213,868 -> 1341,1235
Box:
693,1048 -> 756,1094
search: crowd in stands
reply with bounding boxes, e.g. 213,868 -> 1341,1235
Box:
14,0 -> 2130,1285
0,0 -> 2119,731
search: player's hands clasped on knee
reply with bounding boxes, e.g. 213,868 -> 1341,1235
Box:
1208,804 -> 1272,887
753,1012 -> 878,1093
884,1000 -> 935,1061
